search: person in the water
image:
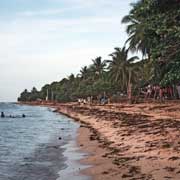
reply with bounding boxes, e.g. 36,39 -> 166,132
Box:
1,112 -> 26,118
1,112 -> 5,118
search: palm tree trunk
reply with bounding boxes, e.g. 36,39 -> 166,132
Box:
127,70 -> 132,102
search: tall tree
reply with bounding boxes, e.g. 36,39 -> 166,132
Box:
121,1 -> 156,57
122,0 -> 180,86
91,56 -> 106,77
107,47 -> 139,98
79,66 -> 90,79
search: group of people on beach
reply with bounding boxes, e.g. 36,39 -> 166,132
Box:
78,96 -> 95,105
76,84 -> 180,105
1,112 -> 26,118
78,94 -> 109,105
141,84 -> 180,100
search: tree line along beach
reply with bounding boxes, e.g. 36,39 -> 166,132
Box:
17,1 -> 180,180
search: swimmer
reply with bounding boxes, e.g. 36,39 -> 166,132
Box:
1,112 -> 5,118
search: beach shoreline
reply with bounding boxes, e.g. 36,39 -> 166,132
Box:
19,101 -> 180,179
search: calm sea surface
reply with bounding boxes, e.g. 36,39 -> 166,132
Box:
0,103 -> 90,180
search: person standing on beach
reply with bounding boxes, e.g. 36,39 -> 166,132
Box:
145,84 -> 152,99
159,87 -> 164,102
176,83 -> 180,99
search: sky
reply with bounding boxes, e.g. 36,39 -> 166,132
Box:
0,0 -> 136,102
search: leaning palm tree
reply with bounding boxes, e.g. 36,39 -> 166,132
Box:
121,2 -> 154,58
107,47 -> 139,100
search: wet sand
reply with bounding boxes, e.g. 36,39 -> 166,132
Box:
56,102 -> 180,180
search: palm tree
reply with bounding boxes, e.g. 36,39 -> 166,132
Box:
79,66 -> 89,79
91,56 -> 106,77
31,87 -> 38,93
121,1 -> 155,58
107,47 -> 139,100
126,61 -> 143,100
68,74 -> 75,81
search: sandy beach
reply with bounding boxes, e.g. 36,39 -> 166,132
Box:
21,101 -> 180,179
53,101 -> 180,180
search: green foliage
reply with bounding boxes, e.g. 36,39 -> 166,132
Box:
161,59 -> 180,86
107,47 -> 140,92
18,88 -> 42,102
123,0 -> 180,86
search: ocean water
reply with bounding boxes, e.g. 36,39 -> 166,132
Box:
0,103 -> 90,180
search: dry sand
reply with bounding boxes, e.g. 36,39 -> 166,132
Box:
56,102 -> 180,180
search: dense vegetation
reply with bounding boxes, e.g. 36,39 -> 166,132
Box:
18,0 -> 180,102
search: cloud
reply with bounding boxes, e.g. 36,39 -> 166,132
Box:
0,15 -> 125,54
62,0 -> 130,8
17,0 -> 132,18
18,6 -> 81,17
